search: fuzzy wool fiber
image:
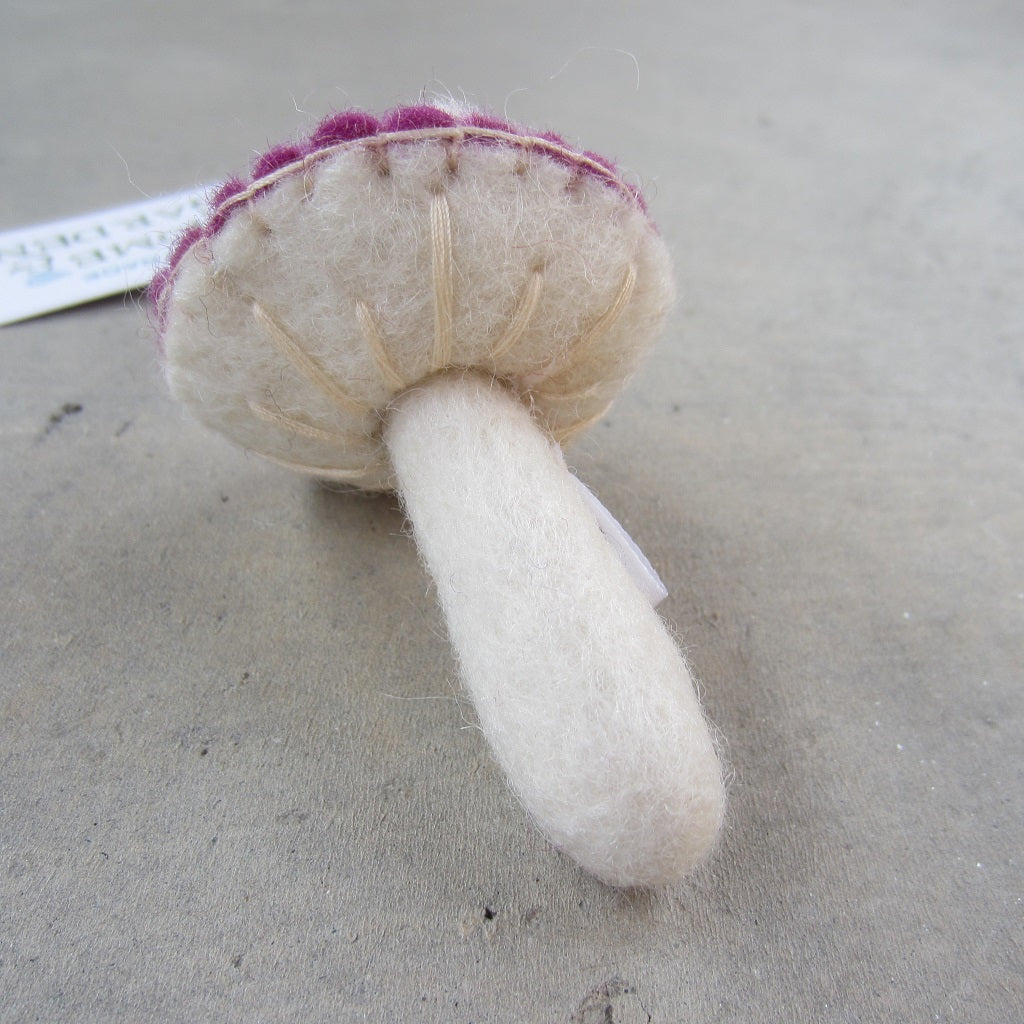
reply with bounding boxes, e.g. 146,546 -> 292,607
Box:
159,116 -> 674,488
387,373 -> 724,887
155,107 -> 725,886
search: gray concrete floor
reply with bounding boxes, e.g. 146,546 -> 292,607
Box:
2,2 -> 1022,1021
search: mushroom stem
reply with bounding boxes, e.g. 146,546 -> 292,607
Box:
384,372 -> 725,887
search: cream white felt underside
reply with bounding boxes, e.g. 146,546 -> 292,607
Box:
386,373 -> 725,888
161,138 -> 674,489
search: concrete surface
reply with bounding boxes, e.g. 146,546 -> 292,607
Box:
2,1 -> 1021,1020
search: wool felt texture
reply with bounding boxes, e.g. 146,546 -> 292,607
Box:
153,105 -> 724,885
386,373 -> 724,887
155,106 -> 673,489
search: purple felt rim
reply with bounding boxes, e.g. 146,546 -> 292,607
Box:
150,104 -> 650,338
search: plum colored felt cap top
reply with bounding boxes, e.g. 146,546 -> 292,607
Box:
310,111 -> 381,147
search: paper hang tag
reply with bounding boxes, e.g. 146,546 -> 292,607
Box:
568,472 -> 670,607
0,186 -> 211,326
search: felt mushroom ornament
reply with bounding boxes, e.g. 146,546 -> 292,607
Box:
152,104 -> 725,887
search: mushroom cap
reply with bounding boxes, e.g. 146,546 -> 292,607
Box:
154,106 -> 675,489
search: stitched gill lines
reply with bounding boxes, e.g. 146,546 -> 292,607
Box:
250,300 -> 372,418
246,399 -> 367,447
256,450 -> 384,482
429,190 -> 455,372
577,262 -> 637,354
355,299 -> 406,390
245,196 -> 635,447
540,263 -> 637,394
491,268 -> 544,362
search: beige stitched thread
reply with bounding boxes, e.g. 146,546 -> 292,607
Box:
429,190 -> 455,371
251,300 -> 372,417
247,399 -> 370,446
545,263 -> 637,384
551,401 -> 614,445
355,299 -> 406,391
257,449 -> 386,482
301,168 -> 317,201
491,269 -> 544,361
576,263 -> 637,352
166,127 -> 645,303
212,127 -> 640,219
